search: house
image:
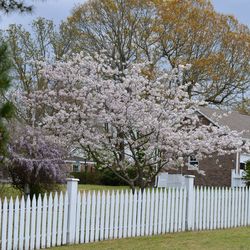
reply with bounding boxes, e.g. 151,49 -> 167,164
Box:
157,107 -> 250,187
66,148 -> 95,173
65,156 -> 95,173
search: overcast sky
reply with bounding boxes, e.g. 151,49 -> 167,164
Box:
0,0 -> 249,30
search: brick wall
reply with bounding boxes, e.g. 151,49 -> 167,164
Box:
166,153 -> 236,187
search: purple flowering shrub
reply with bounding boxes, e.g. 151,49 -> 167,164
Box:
8,126 -> 68,197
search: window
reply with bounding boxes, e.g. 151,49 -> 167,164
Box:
240,162 -> 246,170
73,164 -> 80,172
188,155 -> 199,170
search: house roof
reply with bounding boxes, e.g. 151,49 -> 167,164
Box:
198,107 -> 250,140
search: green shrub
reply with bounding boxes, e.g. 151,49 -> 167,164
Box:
244,161 -> 250,186
71,171 -> 102,185
71,168 -> 128,186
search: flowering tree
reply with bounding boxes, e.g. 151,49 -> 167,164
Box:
24,53 -> 248,191
8,125 -> 67,197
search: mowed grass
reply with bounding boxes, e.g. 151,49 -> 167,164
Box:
50,227 -> 250,250
0,184 -> 129,199
0,184 -> 22,199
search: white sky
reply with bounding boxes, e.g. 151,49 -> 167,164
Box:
0,0 -> 249,30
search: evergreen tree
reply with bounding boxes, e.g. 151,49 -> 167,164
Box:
0,42 -> 14,156
244,161 -> 250,186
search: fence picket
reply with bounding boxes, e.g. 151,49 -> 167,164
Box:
1,198 -> 7,250
158,189 -> 163,234
127,190 -> 133,237
207,188 -> 210,230
178,188 -> 183,232
123,190 -> 129,238
52,192 -> 58,247
57,192 -> 63,246
170,188 -> 174,233
136,191 -> 142,237
221,187 -> 225,229
114,191 -> 120,239
25,196 -> 31,250
235,188 -> 239,226
203,187 -> 207,230
149,189 -> 155,235
232,188 -> 236,227
199,187 -> 203,230
132,191 -> 137,237
30,196 -> 37,250
244,188 -> 247,226
46,193 -> 53,248
241,188 -> 245,226
109,191 -> 115,239
118,190 -> 124,238
218,187 -> 222,229
19,196 -> 25,250
141,190 -> 146,236
36,195 -> 42,249
247,187 -> 250,226
7,197 -> 13,250
95,191 -> 101,241
80,192 -> 86,243
13,197 -> 19,250
62,192 -> 68,245
154,189 -> 159,235
145,189 -> 150,235
162,189 -> 167,233
104,191 -> 110,240
210,187 -> 214,230
182,188 -> 187,231
75,192 -> 81,244
90,191 -> 96,243
174,188 -> 179,232
99,191 -> 105,241
85,192 -> 91,243
195,187 -> 199,230
224,188 -> 228,229
166,188 -> 171,233
41,194 -> 47,248
227,188 -> 231,228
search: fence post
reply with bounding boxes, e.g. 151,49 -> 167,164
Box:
66,178 -> 79,244
185,175 -> 195,231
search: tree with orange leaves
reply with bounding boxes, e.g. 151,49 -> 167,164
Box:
65,0 -> 250,106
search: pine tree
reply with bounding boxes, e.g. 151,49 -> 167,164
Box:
0,42 -> 14,156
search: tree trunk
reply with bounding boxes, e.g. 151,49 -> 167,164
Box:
24,183 -> 30,199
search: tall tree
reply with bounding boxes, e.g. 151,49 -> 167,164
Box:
66,0 -> 250,105
0,42 -> 14,156
6,18 -> 63,93
23,54 -> 248,191
5,18 -> 74,125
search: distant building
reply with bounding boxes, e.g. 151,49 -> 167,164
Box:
157,107 -> 250,187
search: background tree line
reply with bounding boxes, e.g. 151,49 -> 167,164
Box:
3,0 -> 250,120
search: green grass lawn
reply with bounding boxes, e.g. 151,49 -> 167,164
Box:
50,227 -> 250,250
0,184 -> 129,199
76,184 -> 129,192
0,184 -> 22,199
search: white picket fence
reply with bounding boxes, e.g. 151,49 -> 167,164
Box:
1,177 -> 250,250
